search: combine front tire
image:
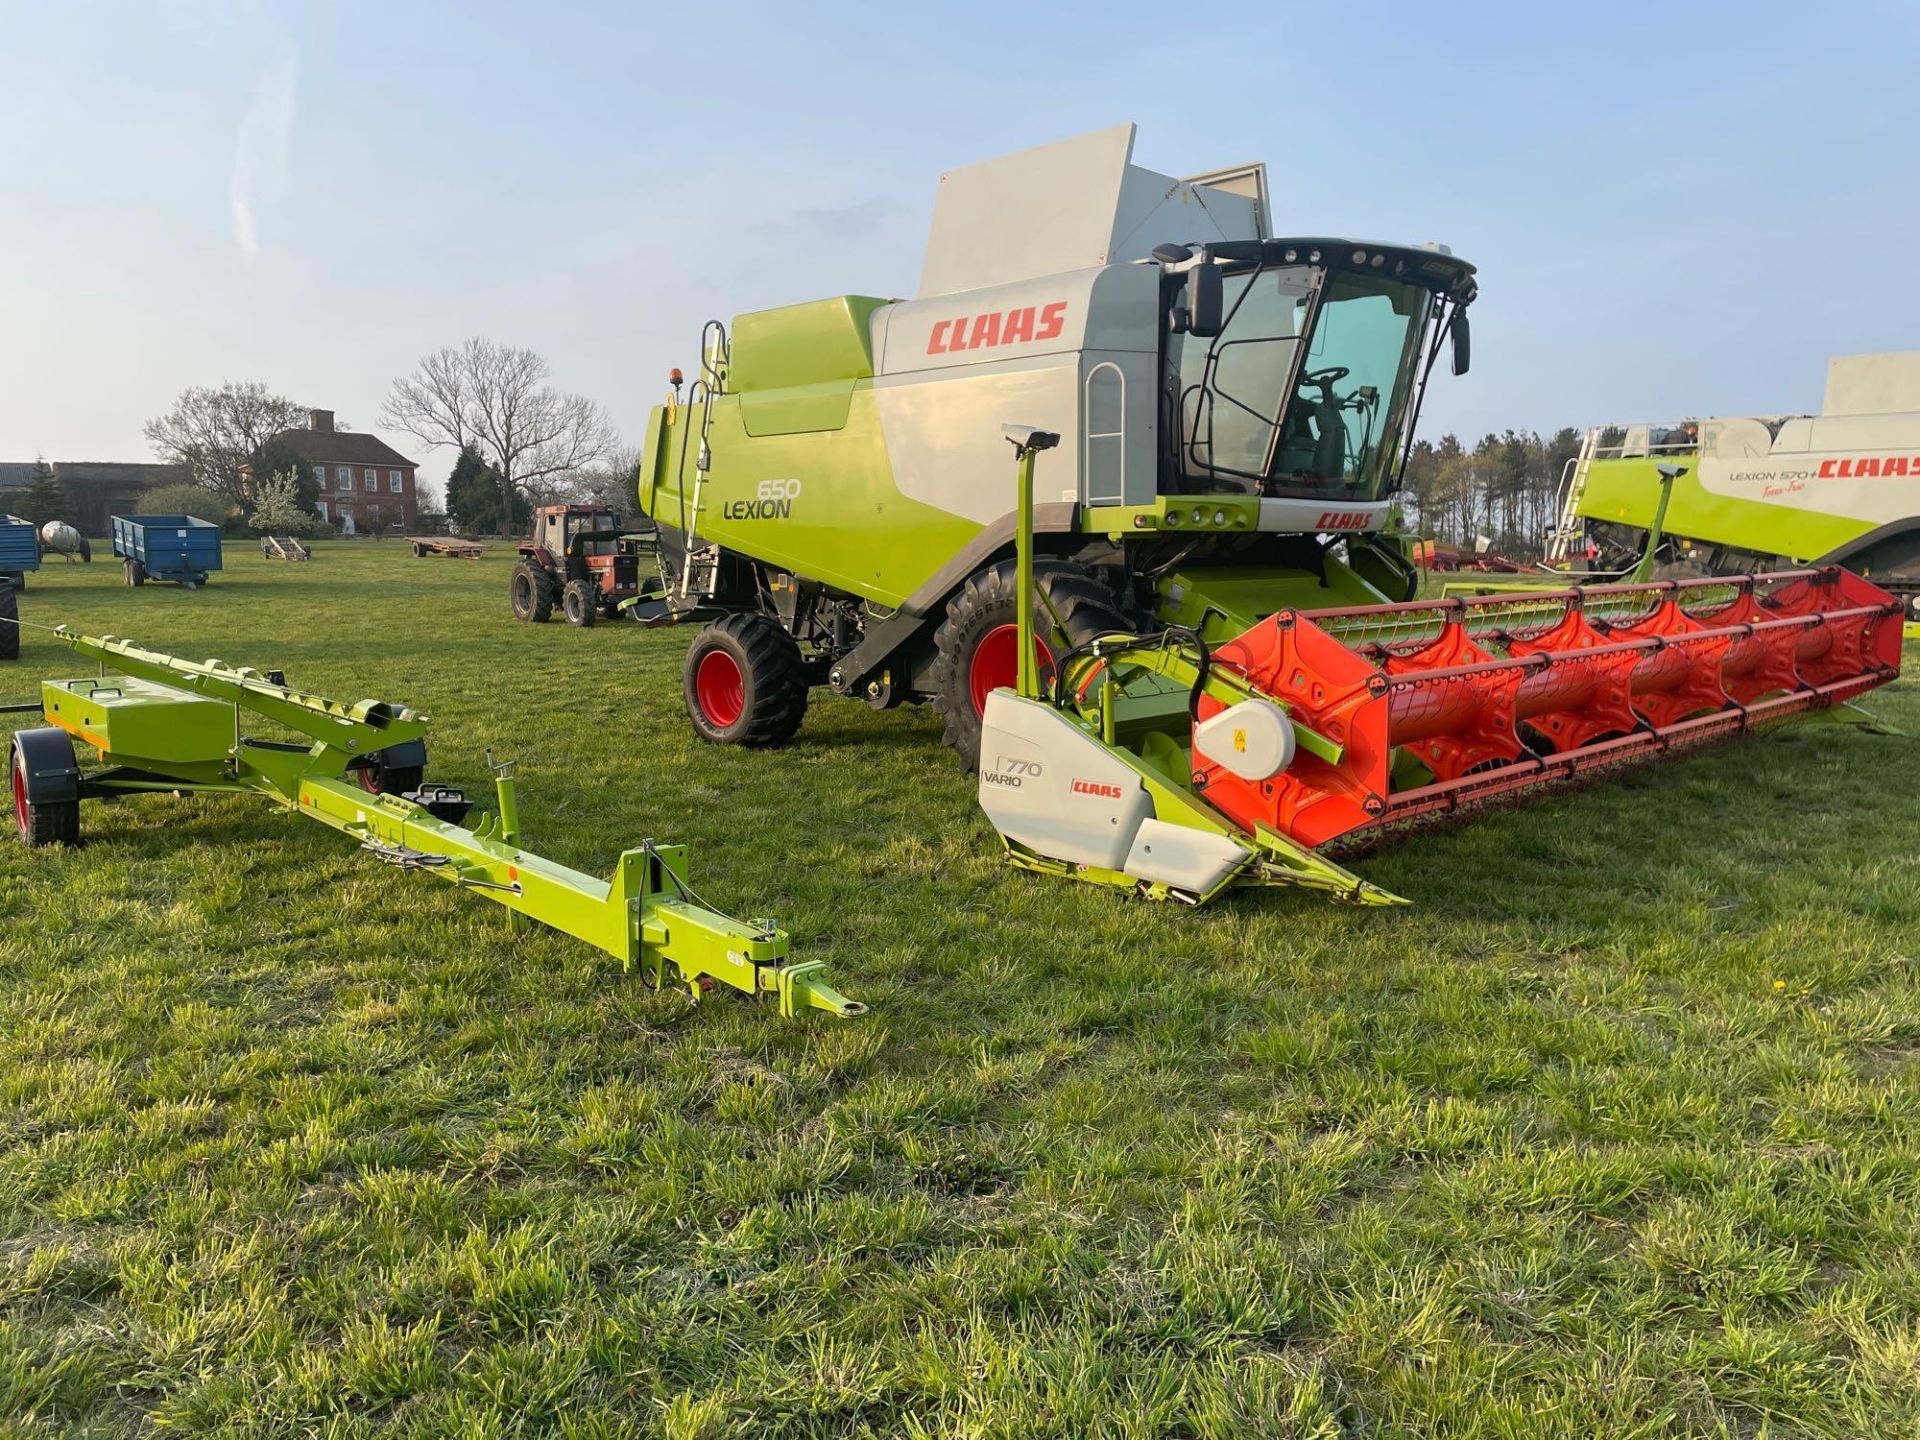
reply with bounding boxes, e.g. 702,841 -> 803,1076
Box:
510,564 -> 555,623
0,582 -> 17,661
562,580 -> 597,627
10,730 -> 80,846
930,560 -> 1135,771
684,614 -> 808,747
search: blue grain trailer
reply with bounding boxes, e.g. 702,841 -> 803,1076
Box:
111,514 -> 222,589
0,514 -> 38,661
0,514 -> 39,590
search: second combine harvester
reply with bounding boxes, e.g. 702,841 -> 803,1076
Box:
636,126 -> 1903,904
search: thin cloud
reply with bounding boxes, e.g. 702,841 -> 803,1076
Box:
229,46 -> 296,258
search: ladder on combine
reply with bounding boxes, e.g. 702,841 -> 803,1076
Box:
1545,427 -> 1602,562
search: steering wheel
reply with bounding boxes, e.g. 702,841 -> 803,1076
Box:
1302,366 -> 1349,388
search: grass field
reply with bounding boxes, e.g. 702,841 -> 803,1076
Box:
2,540 -> 1917,1438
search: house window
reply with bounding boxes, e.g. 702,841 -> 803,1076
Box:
389,470 -> 403,493
316,499 -> 330,520
313,465 -> 327,491
364,468 -> 376,487
367,503 -> 381,529
337,466 -> 352,491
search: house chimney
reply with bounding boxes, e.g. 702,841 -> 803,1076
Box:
309,409 -> 334,433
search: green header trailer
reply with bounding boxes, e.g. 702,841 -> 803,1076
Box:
6,628 -> 860,1019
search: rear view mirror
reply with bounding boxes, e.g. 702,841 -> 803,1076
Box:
1187,264 -> 1224,339
1451,310 -> 1472,375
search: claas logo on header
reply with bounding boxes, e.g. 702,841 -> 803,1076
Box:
927,303 -> 1068,356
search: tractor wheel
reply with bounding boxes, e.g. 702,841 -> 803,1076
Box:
683,613 -> 809,747
10,732 -> 80,846
563,579 -> 597,627
78,537 -> 91,563
930,560 -> 1136,772
509,563 -> 555,622
0,581 -> 17,661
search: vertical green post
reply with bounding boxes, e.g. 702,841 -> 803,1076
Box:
1015,445 -> 1038,699
1633,463 -> 1687,583
1002,425 -> 1059,701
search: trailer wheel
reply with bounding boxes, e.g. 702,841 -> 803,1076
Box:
124,559 -> 146,587
412,543 -> 428,557
563,580 -> 597,627
354,742 -> 426,799
510,563 -> 555,622
10,731 -> 80,846
684,614 -> 808,747
0,581 -> 17,661
931,560 -> 1136,772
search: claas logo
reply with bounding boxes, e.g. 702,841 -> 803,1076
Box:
1818,456 -> 1920,478
927,303 -> 1068,356
1315,511 -> 1373,530
1071,778 -> 1124,800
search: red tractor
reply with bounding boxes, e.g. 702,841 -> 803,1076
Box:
509,505 -> 655,626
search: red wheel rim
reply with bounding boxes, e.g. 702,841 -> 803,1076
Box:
12,758 -> 27,837
968,624 -> 1054,715
695,649 -> 746,727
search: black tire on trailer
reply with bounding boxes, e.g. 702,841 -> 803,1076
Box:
930,559 -> 1137,773
354,742 -> 427,798
509,563 -> 555,622
10,731 -> 80,846
0,582 -> 18,661
562,579 -> 598,627
683,613 -> 809,747
6,573 -> 21,592
412,543 -> 428,557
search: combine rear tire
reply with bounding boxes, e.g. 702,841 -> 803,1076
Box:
10,731 -> 80,846
510,563 -> 555,622
930,560 -> 1136,772
563,580 -> 597,627
0,582 -> 17,661
684,614 -> 808,747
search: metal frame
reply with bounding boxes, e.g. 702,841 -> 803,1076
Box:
9,628 -> 863,1019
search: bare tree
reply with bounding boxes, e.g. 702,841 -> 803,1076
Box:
381,338 -> 617,535
549,445 -> 642,515
143,381 -> 310,502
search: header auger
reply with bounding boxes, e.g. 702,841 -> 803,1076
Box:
976,428 -> 1904,905
5,627 -> 861,1019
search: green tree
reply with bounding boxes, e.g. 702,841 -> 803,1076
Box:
251,437 -> 322,516
445,444 -> 529,534
249,474 -> 325,536
13,459 -> 68,528
138,483 -> 234,527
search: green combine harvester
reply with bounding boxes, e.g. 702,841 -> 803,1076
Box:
635,124 -> 1905,905
1547,351 -> 1920,625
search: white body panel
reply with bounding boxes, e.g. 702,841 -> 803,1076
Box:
1194,699 -> 1296,782
919,123 -> 1267,299
977,692 -> 1247,895
872,264 -> 1162,520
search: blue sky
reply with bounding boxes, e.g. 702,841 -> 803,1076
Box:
3,0 -> 1917,495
